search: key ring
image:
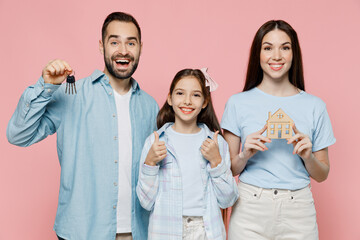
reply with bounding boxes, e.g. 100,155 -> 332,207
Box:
65,71 -> 76,94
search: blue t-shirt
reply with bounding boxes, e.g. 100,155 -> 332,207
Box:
167,126 -> 205,216
221,87 -> 336,190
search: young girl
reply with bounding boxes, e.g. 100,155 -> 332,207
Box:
222,20 -> 336,239
136,69 -> 239,240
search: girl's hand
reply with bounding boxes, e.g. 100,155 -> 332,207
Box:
287,124 -> 313,161
145,132 -> 167,166
241,125 -> 271,161
201,131 -> 222,168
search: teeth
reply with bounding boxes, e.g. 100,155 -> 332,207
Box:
115,59 -> 129,63
271,65 -> 282,67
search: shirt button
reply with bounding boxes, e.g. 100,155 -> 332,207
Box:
26,103 -> 30,107
112,114 -> 116,118
113,205 -> 116,209
114,136 -> 117,140
109,92 -> 112,95
115,160 -> 118,163
47,89 -> 52,93
114,182 -> 117,186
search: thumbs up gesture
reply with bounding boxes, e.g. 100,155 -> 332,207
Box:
145,131 -> 167,166
201,131 -> 222,168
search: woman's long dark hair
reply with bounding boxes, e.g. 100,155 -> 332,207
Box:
243,20 -> 305,91
157,69 -> 221,134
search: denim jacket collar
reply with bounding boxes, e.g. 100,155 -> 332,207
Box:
157,122 -> 214,140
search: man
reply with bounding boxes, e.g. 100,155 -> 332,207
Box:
7,12 -> 158,240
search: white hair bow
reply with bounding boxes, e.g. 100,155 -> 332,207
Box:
200,68 -> 218,92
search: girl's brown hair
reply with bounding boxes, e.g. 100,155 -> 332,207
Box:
157,69 -> 221,134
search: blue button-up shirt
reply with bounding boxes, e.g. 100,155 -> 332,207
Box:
7,70 -> 159,240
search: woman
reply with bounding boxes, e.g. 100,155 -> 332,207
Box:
222,20 -> 335,239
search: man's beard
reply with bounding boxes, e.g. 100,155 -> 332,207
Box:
104,53 -> 139,80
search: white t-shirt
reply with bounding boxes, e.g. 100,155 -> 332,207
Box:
167,126 -> 205,216
114,89 -> 132,233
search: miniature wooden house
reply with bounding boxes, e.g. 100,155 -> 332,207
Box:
266,109 -> 294,139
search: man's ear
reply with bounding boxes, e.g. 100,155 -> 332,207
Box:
99,40 -> 104,55
139,42 -> 143,56
167,93 -> 172,106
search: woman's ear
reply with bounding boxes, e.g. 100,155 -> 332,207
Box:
167,93 -> 172,106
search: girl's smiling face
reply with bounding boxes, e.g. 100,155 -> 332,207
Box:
167,76 -> 207,128
260,29 -> 293,82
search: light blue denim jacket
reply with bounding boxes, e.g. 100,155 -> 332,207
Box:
136,123 -> 239,240
7,70 -> 159,240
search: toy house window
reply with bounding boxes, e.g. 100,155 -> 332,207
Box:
278,124 -> 282,128
286,130 -> 289,134
271,130 -> 274,134
271,124 -> 274,128
286,124 -> 289,129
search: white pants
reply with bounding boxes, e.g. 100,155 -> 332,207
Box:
229,182 -> 318,240
183,216 -> 207,240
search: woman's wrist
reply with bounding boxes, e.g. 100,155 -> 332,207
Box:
238,151 -> 249,163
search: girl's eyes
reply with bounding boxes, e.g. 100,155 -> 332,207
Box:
264,46 -> 271,51
174,92 -> 202,97
282,46 -> 291,50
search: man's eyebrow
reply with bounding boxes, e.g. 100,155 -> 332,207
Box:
107,35 -> 139,43
107,34 -> 120,40
127,37 -> 139,42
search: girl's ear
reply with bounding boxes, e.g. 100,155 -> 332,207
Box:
202,99 -> 208,109
167,93 -> 172,106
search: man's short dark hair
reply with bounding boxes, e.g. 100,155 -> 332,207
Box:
102,12 -> 141,42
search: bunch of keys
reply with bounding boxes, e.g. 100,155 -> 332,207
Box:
65,72 -> 77,94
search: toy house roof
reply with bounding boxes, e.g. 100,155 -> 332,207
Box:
267,108 -> 294,123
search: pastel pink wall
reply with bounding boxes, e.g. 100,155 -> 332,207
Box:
0,0 -> 359,239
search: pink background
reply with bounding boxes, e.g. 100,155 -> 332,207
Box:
0,0 -> 359,239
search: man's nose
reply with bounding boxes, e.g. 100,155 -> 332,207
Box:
118,43 -> 128,55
